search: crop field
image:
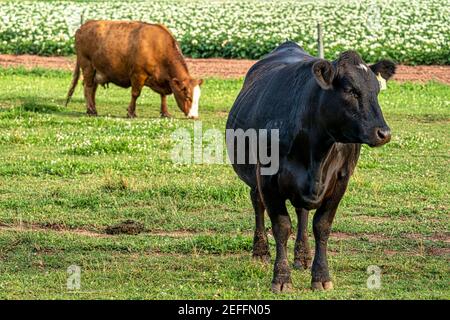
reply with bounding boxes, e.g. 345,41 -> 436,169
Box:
0,67 -> 448,299
0,0 -> 449,64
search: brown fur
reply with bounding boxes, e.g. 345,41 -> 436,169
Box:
65,20 -> 203,118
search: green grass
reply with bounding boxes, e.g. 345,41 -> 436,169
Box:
0,68 -> 448,299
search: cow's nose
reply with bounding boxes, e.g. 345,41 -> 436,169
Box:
375,127 -> 391,145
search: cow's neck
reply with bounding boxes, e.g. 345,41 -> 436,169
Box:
289,103 -> 336,196
292,99 -> 334,161
167,57 -> 190,81
292,126 -> 334,170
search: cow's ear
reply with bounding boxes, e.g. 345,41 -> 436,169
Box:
312,60 -> 335,90
370,60 -> 396,80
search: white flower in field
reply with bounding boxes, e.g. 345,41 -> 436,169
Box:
0,0 -> 448,63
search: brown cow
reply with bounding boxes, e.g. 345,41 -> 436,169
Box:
65,20 -> 203,119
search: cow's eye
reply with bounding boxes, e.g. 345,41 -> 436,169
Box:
345,88 -> 359,99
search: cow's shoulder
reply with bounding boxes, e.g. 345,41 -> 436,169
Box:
245,42 -> 311,84
264,41 -> 306,61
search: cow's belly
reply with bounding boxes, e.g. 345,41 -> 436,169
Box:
111,78 -> 132,88
90,56 -> 132,88
231,162 -> 258,189
94,68 -> 131,87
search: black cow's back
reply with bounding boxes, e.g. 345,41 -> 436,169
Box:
226,41 -> 319,187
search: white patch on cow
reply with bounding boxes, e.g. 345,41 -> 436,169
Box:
357,63 -> 368,72
188,85 -> 201,118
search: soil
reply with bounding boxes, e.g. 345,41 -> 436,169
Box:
105,219 -> 145,235
0,54 -> 449,84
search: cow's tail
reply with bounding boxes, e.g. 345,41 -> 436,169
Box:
65,58 -> 81,107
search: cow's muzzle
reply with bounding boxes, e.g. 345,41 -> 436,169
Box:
370,127 -> 391,147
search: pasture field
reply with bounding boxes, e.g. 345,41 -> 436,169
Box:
0,67 -> 448,299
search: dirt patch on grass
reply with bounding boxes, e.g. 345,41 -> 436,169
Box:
332,231 -> 355,240
105,220 -> 145,235
356,215 -> 394,223
332,231 -> 390,242
148,230 -> 204,238
187,58 -> 255,79
0,222 -> 107,238
383,249 -> 400,256
0,222 -> 213,238
394,65 -> 450,84
427,247 -> 450,256
0,54 -> 75,70
39,222 -> 66,231
383,247 -> 449,257
0,54 -> 449,84
430,233 -> 450,244
405,232 -> 450,244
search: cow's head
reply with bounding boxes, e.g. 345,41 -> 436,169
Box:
170,78 -> 203,119
312,51 -> 396,147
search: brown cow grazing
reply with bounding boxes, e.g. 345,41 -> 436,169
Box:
65,20 -> 203,119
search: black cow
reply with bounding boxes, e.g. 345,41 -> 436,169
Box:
226,41 -> 395,293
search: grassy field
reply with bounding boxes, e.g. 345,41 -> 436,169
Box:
0,67 -> 448,299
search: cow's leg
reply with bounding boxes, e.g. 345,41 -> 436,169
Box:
250,188 -> 270,262
268,205 -> 292,293
81,64 -> 98,116
262,194 -> 292,293
311,177 -> 349,291
127,74 -> 146,118
160,94 -> 171,118
293,208 -> 312,270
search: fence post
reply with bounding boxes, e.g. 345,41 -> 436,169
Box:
317,22 -> 324,59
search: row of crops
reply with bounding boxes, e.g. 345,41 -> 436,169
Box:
0,0 -> 448,64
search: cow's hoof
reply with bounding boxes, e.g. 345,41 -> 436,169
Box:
323,281 -> 333,290
293,258 -> 311,270
252,253 -> 270,263
271,282 -> 293,294
311,281 -> 333,291
311,282 -> 323,291
87,111 -> 98,116
127,113 -> 137,119
160,112 -> 172,118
